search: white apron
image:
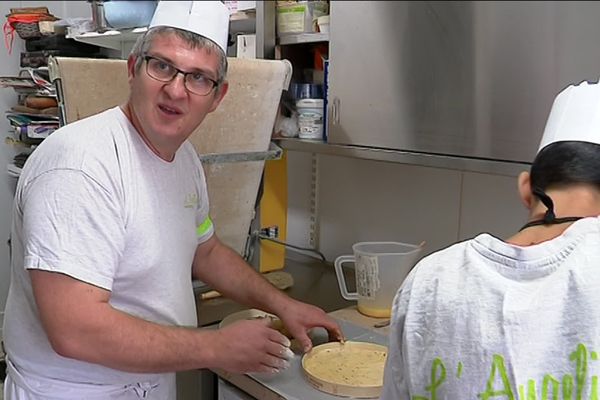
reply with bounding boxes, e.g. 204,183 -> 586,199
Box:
3,356 -> 175,400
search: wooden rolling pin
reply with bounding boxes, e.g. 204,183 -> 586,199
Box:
200,270 -> 294,300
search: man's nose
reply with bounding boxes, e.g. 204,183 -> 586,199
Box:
163,72 -> 187,98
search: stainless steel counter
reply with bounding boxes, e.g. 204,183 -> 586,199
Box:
211,307 -> 390,400
194,256 -> 391,400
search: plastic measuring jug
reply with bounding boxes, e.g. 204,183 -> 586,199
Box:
334,241 -> 424,318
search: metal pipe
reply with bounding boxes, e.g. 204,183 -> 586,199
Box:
89,0 -> 108,33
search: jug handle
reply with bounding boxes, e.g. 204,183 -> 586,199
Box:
334,255 -> 358,300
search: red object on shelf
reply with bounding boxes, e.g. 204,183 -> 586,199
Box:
3,7 -> 58,54
313,43 -> 328,70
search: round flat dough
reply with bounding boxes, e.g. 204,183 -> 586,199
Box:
219,309 -> 276,329
302,341 -> 387,397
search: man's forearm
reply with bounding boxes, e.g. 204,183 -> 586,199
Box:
48,303 -> 224,373
192,237 -> 294,316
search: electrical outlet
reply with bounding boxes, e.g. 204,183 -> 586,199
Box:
260,226 -> 279,238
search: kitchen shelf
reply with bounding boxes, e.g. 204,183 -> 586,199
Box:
277,32 -> 329,45
230,10 -> 255,21
68,10 -> 261,56
275,138 -> 532,177
230,10 -> 256,34
67,27 -> 148,52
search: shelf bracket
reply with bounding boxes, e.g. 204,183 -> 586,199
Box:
198,141 -> 283,164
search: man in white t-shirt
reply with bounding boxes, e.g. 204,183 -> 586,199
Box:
381,80 -> 600,399
2,2 -> 342,398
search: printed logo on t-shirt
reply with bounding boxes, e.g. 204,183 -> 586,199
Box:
184,193 -> 198,208
414,343 -> 596,400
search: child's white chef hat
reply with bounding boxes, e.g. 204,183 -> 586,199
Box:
539,80 -> 600,152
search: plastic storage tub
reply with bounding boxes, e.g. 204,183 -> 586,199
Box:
276,1 -> 328,36
296,98 -> 325,140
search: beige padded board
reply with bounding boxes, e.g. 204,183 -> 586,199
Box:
49,58 -> 130,124
190,58 -> 291,254
48,56 -> 292,255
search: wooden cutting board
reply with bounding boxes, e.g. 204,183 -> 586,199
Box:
302,341 -> 388,398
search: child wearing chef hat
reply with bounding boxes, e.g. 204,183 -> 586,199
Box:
381,81 -> 600,399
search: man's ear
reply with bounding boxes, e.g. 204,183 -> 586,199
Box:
517,171 -> 534,209
208,80 -> 229,113
126,55 -> 137,82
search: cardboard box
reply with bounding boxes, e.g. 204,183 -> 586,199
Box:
224,1 -> 256,14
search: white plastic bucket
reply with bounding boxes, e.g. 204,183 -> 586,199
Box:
296,98 -> 324,140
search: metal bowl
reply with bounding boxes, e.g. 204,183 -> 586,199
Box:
103,0 -> 157,30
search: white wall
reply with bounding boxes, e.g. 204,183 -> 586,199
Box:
0,1 -> 22,339
287,151 -> 528,264
0,0 -> 91,340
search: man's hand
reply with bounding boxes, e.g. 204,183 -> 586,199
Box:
211,319 -> 294,374
278,300 -> 345,353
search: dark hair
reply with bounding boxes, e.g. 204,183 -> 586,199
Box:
530,141 -> 600,192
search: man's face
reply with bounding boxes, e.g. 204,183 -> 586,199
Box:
126,32 -> 227,159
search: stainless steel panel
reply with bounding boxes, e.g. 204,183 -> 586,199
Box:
256,0 -> 276,59
328,1 -> 600,163
277,138 -> 529,177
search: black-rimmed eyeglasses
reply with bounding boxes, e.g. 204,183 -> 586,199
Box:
143,55 -> 219,96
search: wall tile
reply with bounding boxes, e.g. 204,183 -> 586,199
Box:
458,171 -> 529,241
317,156 -> 462,261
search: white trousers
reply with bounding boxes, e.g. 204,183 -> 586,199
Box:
3,357 -> 176,400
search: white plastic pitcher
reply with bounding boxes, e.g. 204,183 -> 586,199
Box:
334,241 -> 424,318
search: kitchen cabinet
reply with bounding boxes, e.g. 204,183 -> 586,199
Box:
325,1 -> 600,167
230,1 -> 276,59
218,379 -> 255,400
264,3 -> 330,149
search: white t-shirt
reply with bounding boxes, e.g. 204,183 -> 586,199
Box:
381,217 -> 600,400
3,107 -> 214,396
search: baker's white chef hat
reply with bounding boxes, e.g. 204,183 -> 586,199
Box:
149,1 -> 229,53
538,80 -> 600,152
